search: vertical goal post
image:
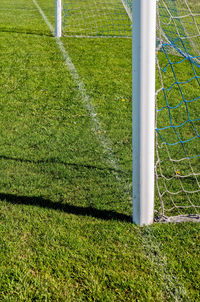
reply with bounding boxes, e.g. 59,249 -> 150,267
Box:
54,0 -> 200,224
55,0 -> 62,37
132,0 -> 157,225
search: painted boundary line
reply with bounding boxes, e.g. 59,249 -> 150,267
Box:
32,0 -> 126,182
140,228 -> 188,301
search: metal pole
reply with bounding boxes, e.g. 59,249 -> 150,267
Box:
55,0 -> 62,37
132,0 -> 157,225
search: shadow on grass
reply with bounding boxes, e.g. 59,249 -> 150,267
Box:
0,192 -> 132,223
0,28 -> 52,37
0,154 -> 128,177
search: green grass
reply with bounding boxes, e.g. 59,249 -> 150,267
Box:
0,0 -> 199,301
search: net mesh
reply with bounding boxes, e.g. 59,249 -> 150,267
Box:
156,0 -> 200,222
62,0 -> 200,222
158,0 -> 200,59
62,0 -> 132,37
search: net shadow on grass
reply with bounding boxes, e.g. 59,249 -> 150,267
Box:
0,192 -> 132,223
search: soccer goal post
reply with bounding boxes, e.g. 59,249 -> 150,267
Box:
132,0 -> 157,225
55,0 -> 200,225
55,0 -> 62,37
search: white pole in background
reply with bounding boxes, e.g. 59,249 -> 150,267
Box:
55,0 -> 62,37
132,0 -> 157,225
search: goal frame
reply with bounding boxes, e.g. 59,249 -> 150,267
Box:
132,0 -> 157,225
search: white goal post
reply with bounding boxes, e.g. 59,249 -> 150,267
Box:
132,0 -> 157,225
54,1 -> 200,225
55,0 -> 62,37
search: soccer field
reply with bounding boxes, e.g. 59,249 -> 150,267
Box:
0,0 -> 199,300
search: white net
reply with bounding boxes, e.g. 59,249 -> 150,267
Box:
157,0 -> 200,60
62,0 -> 132,37
156,0 -> 200,222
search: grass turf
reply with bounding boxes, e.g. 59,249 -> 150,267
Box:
0,0 -> 199,301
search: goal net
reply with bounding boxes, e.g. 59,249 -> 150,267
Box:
61,0 -> 200,222
156,0 -> 200,222
62,0 -> 132,37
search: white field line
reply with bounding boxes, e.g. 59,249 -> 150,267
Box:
32,0 -> 125,181
140,228 -> 188,301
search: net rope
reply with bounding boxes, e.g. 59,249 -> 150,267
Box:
156,0 -> 200,222
62,0 -> 200,222
62,0 -> 132,37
